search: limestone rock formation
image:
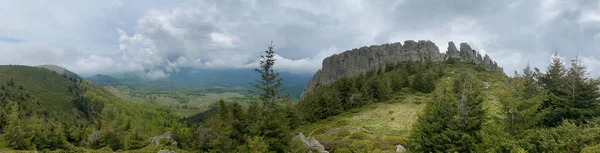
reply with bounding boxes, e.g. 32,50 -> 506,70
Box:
446,41 -> 460,59
300,40 -> 501,99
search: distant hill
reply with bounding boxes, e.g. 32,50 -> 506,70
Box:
36,64 -> 82,80
86,74 -> 120,86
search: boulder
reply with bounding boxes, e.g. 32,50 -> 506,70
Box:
158,150 -> 176,153
150,132 -> 178,147
292,133 -> 329,153
396,144 -> 406,152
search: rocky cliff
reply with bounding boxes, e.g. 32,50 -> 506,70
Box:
300,40 -> 501,99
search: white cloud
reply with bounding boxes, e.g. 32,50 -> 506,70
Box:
1,0 -> 600,79
581,56 -> 600,77
145,69 -> 170,80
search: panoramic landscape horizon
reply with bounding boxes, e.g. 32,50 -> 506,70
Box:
1,0 -> 600,153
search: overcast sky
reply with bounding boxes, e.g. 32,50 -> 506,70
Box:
1,0 -> 599,79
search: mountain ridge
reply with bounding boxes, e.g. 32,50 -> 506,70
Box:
300,40 -> 502,99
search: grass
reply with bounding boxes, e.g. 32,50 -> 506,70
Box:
293,63 -> 509,152
106,86 -> 249,117
295,93 -> 428,152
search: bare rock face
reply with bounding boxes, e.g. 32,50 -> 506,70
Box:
446,41 -> 460,59
300,40 -> 501,99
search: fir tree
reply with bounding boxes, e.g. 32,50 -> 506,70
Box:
564,56 -> 600,124
449,73 -> 486,153
250,41 -> 289,110
499,72 -> 548,136
410,78 -> 458,152
539,52 -> 570,126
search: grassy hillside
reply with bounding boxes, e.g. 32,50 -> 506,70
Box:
294,61 -> 508,152
0,65 -> 185,152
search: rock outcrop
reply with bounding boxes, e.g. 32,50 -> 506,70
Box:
150,132 -> 178,147
300,40 -> 501,99
293,133 -> 329,153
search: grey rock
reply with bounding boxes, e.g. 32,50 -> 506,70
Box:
87,130 -> 101,145
158,150 -> 176,153
150,132 -> 178,147
446,41 -> 460,59
293,133 -> 329,153
396,144 -> 406,152
483,82 -> 490,89
300,40 -> 502,100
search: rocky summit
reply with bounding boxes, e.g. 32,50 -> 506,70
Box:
300,40 -> 501,99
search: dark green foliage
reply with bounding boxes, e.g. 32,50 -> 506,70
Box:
367,76 -> 391,101
199,99 -> 291,152
298,86 -> 342,122
0,65 -> 180,151
409,80 -> 458,152
250,42 -> 289,109
410,73 -> 486,152
500,71 -> 548,136
411,70 -> 435,93
390,70 -> 410,91
538,54 -> 600,126
299,60 -> 447,123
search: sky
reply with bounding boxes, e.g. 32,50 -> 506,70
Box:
1,0 -> 599,79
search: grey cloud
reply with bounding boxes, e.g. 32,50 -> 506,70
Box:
1,0 -> 600,78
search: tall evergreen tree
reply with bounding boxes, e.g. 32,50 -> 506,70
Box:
538,52 -> 571,126
250,41 -> 289,110
539,52 -> 600,126
410,73 -> 486,152
499,72 -> 548,136
410,78 -> 458,152
564,56 -> 600,124
449,73 -> 486,153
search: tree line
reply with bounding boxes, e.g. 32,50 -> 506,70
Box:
409,52 -> 600,152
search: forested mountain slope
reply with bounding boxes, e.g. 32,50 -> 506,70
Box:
0,65 -> 186,152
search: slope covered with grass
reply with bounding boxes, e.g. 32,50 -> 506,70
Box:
294,61 -> 508,152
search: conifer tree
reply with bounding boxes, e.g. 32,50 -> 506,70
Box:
538,52 -> 570,126
410,78 -> 457,152
410,73 -> 486,152
250,41 -> 289,110
449,73 -> 486,152
499,72 -> 548,136
564,56 -> 600,124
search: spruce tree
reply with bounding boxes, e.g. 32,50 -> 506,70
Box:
564,56 -> 600,124
538,52 -> 570,126
250,41 -> 289,110
499,72 -> 548,136
410,73 -> 486,152
449,73 -> 486,153
410,78 -> 457,152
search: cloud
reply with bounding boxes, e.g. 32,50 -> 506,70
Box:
1,0 -> 600,79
